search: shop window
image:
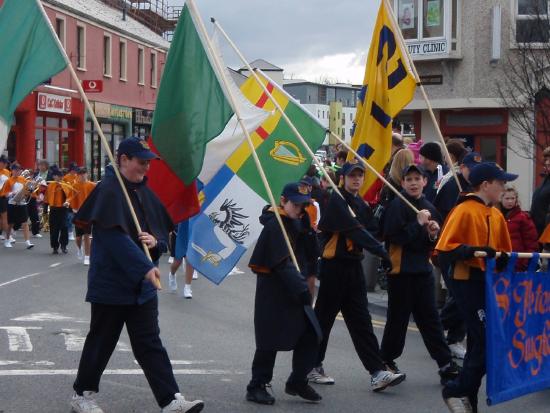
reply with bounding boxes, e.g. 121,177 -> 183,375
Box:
103,34 -> 112,77
150,50 -> 157,88
515,0 -> 550,43
395,0 -> 456,40
119,39 -> 127,81
138,47 -> 145,85
55,17 -> 65,49
76,24 -> 86,70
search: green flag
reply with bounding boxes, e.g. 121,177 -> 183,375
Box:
151,3 -> 234,185
0,0 -> 67,152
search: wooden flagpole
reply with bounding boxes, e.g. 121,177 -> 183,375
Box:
34,0 -> 160,288
187,0 -> 301,272
383,0 -> 462,192
329,131 -> 420,214
475,251 -> 550,259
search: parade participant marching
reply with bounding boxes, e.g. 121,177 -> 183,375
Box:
68,168 -> 96,265
0,156 -> 10,241
64,162 -> 79,241
69,137 -> 203,413
45,167 -> 72,254
310,160 -> 405,391
380,164 -> 460,384
3,163 -> 34,250
167,219 -> 199,299
436,162 -> 516,413
246,182 -> 322,405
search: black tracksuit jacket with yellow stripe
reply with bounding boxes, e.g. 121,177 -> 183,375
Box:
382,192 -> 442,274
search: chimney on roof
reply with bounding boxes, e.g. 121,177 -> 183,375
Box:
122,2 -> 127,21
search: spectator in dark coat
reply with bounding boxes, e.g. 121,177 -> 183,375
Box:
499,186 -> 539,270
530,146 -> 550,236
419,142 -> 448,203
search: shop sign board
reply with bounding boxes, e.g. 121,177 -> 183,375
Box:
37,92 -> 72,114
82,80 -> 103,93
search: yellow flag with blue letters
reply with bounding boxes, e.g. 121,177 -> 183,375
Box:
350,0 -> 417,196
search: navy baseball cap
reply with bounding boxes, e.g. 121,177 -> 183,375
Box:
468,162 -> 518,186
10,163 -> 22,171
50,167 -> 62,177
461,151 -> 482,168
117,137 -> 159,160
341,160 -> 366,176
401,163 -> 426,178
281,182 -> 311,204
300,176 -> 314,186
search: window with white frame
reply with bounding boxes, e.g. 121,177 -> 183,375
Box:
103,34 -> 112,77
137,46 -> 145,85
55,17 -> 65,49
393,0 -> 463,55
76,24 -> 86,69
119,39 -> 127,81
515,0 -> 550,43
150,50 -> 157,88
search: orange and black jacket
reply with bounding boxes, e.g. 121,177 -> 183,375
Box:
317,189 -> 387,261
435,194 -> 512,281
45,181 -> 71,207
68,181 -> 96,211
383,192 -> 441,275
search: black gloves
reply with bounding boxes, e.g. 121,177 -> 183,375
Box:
495,253 -> 510,272
300,290 -> 313,306
381,255 -> 393,273
464,246 -> 496,259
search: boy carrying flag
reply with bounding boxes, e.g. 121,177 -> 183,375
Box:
436,162 -> 516,413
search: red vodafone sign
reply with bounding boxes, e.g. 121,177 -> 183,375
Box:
37,92 -> 72,114
82,80 -> 103,93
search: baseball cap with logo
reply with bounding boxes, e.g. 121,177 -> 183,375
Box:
461,151 -> 482,168
281,182 -> 311,204
341,159 -> 366,176
117,137 -> 159,160
468,162 -> 518,186
401,163 -> 426,178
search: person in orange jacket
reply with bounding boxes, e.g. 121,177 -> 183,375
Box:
0,156 -> 10,241
67,168 -> 96,265
45,167 -> 72,254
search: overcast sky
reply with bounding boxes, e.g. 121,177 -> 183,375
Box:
170,0 -> 381,84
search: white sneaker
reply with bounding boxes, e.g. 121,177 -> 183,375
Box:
449,343 -> 466,360
4,240 -> 12,248
161,393 -> 204,412
9,236 -> 15,243
68,231 -> 75,241
168,272 -> 178,292
70,391 -> 104,413
443,396 -> 473,413
33,233 -> 43,238
183,284 -> 193,299
25,240 -> 34,250
192,271 -> 198,280
0,234 -> 4,240
371,370 -> 406,392
168,256 -> 174,264
307,366 -> 335,384
77,248 -> 84,260
83,256 -> 90,266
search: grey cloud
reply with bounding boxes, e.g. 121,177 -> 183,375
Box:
170,0 -> 379,73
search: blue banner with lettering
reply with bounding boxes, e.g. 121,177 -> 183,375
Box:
486,253 -> 550,405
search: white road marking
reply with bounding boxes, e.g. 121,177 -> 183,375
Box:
0,273 -> 41,288
49,262 -> 61,268
133,360 -> 215,365
0,327 -> 42,351
0,360 -> 54,366
0,368 -> 243,376
12,312 -> 86,323
58,329 -> 130,352
228,267 -> 244,275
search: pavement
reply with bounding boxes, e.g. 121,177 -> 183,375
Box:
0,233 -> 549,412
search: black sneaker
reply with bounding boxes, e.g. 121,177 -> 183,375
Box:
384,360 -> 405,377
439,360 -> 461,386
285,382 -> 322,403
246,383 -> 275,405
61,247 -> 68,254
52,249 -> 59,255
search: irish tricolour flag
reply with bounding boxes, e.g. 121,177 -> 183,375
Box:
151,1 -> 268,187
0,0 -> 67,153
